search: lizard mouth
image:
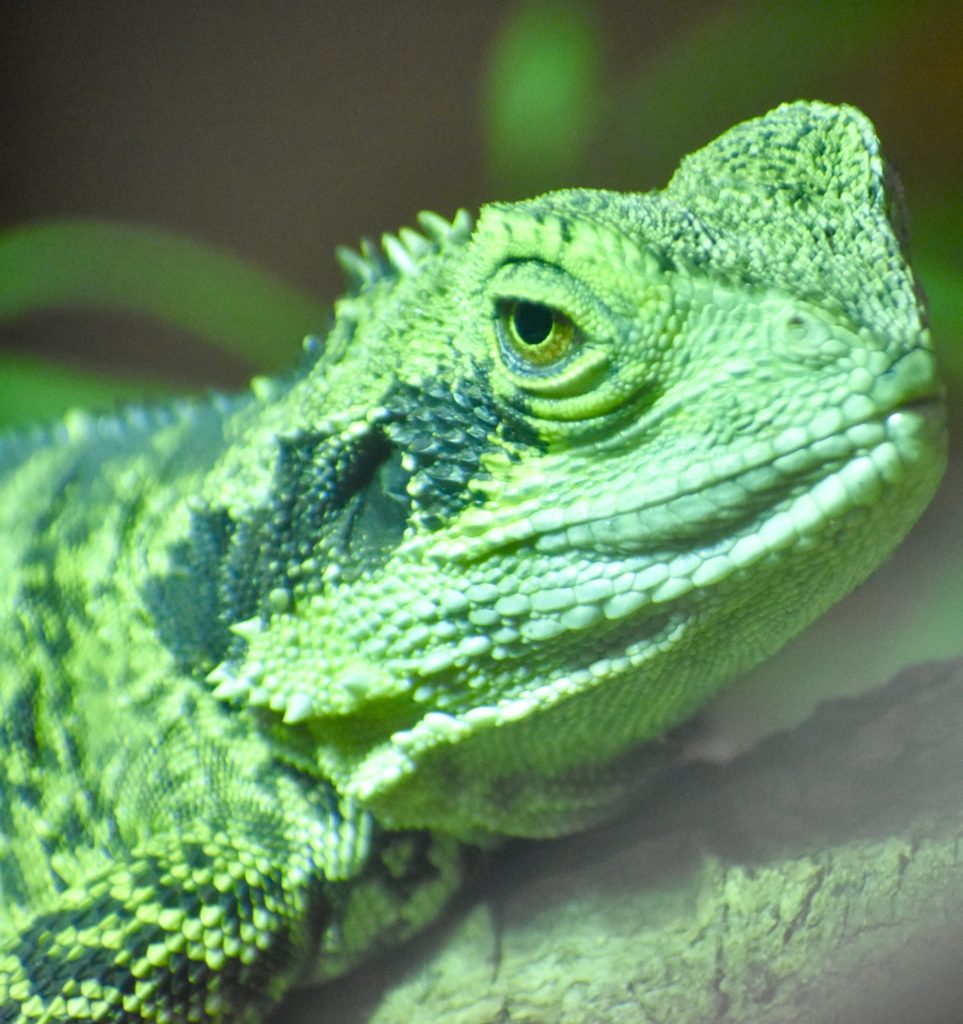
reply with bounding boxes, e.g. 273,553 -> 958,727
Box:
545,394 -> 945,564
423,347 -> 945,570
533,339 -> 946,554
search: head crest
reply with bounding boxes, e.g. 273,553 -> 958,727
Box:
336,208 -> 473,293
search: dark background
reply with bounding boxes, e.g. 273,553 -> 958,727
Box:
2,2 -> 961,386
2,3 -> 961,1021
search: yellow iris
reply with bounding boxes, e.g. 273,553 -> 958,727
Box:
499,300 -> 576,367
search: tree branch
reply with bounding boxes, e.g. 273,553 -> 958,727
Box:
286,656 -> 963,1023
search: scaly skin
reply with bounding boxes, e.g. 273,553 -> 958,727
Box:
0,102 -> 946,1021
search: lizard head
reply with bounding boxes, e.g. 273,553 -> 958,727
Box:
207,101 -> 946,840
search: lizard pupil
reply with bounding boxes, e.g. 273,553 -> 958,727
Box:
512,301 -> 555,345
498,298 -> 577,368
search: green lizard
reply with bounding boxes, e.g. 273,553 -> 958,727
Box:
0,101 -> 946,1022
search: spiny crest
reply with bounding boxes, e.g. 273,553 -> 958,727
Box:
335,208 -> 473,294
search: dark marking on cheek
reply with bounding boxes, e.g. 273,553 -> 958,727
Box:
273,424 -> 411,580
146,366 -> 544,676
145,508 -> 238,673
146,425 -> 411,673
384,367 -> 544,525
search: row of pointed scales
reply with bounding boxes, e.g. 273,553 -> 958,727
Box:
335,209 -> 474,292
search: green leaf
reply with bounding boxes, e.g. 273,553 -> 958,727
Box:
483,0 -> 602,195
917,258 -> 963,393
605,0 -> 937,184
912,197 -> 963,394
0,219 -> 327,373
0,353 -> 171,430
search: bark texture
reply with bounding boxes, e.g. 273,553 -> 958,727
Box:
284,656 -> 963,1023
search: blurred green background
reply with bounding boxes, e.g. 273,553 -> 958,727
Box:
1,0 -> 961,746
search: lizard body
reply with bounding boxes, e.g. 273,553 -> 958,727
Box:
0,102 -> 946,1021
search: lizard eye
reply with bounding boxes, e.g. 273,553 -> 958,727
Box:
498,299 -> 578,368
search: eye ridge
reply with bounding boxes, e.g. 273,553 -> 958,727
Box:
499,299 -> 577,368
